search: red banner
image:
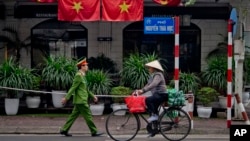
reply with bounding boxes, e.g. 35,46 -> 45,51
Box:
58,0 -> 100,21
102,0 -> 143,21
153,0 -> 181,6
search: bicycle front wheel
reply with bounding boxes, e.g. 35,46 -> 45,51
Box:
159,107 -> 191,141
105,108 -> 140,141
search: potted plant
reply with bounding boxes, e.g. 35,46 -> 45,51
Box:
111,86 -> 133,103
169,72 -> 201,94
196,87 -> 220,106
41,55 -> 77,108
110,86 -> 132,114
0,57 -> 37,115
85,69 -> 113,115
25,75 -> 42,108
196,87 -> 220,118
88,53 -> 120,86
200,55 -> 233,108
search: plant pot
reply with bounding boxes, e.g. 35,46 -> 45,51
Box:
90,103 -> 105,115
52,90 -> 66,108
5,98 -> 19,115
197,106 -> 212,118
26,96 -> 41,108
111,103 -> 127,115
218,96 -> 234,109
181,100 -> 189,114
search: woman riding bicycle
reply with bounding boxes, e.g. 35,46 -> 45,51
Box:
137,60 -> 167,123
106,61 -> 191,140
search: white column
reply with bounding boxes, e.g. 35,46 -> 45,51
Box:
234,39 -> 245,119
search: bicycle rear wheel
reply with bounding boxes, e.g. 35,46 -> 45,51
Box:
159,107 -> 191,141
105,108 -> 140,141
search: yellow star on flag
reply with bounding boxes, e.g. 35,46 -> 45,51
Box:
119,1 -> 131,13
160,0 -> 169,5
72,2 -> 83,13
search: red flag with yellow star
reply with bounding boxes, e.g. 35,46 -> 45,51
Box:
153,0 -> 181,6
102,0 -> 143,21
58,0 -> 100,21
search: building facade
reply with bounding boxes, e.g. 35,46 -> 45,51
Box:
0,0 -> 249,75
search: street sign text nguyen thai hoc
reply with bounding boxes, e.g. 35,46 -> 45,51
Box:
144,17 -> 174,34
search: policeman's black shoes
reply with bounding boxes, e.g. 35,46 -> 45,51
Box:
60,130 -> 72,137
91,132 -> 104,137
60,130 -> 104,137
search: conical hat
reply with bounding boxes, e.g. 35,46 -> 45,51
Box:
145,60 -> 164,71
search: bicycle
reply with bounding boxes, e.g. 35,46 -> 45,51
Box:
105,92 -> 191,141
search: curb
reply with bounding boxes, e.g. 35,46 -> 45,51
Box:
0,127 -> 230,135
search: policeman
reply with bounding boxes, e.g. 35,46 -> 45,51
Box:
60,58 -> 103,137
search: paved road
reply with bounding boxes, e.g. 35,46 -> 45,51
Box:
0,134 -> 229,141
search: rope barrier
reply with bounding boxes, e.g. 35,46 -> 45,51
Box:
0,86 -> 127,98
1,86 -> 195,128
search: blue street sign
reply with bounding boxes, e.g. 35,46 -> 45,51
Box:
144,17 -> 175,34
230,8 -> 237,37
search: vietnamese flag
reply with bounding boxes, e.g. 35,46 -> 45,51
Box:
58,0 -> 100,21
153,0 -> 181,6
102,0 -> 143,21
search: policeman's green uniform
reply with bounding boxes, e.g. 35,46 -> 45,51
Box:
61,71 -> 97,134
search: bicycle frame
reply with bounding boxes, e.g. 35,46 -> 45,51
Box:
134,104 -> 179,129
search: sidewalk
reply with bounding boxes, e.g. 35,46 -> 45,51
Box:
0,114 -> 248,135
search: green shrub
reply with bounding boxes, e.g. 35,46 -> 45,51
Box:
110,86 -> 133,103
120,53 -> 161,89
169,72 -> 201,94
0,57 -> 38,98
201,56 -> 227,96
41,55 -> 77,90
86,69 -> 113,95
196,87 -> 219,106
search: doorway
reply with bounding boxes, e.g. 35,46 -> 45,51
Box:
30,18 -> 88,68
123,22 -> 201,81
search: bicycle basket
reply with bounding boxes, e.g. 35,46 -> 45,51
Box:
167,89 -> 185,106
